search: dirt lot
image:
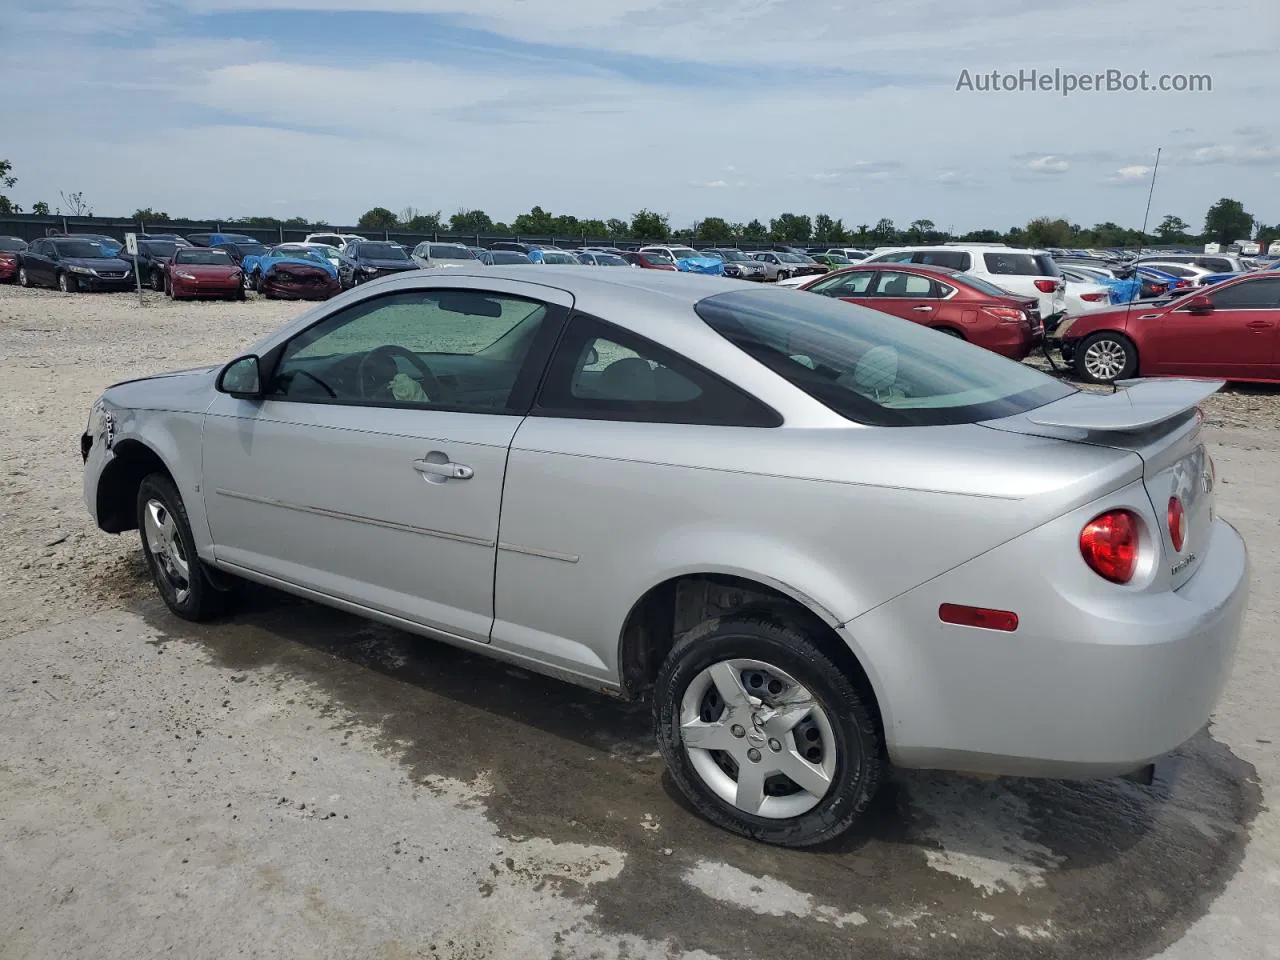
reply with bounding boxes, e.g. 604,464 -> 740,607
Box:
1,284 -> 1278,960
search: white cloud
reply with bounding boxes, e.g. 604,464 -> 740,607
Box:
1025,156 -> 1069,174
1110,165 -> 1153,182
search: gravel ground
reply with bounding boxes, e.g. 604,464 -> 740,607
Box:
2,284 -> 1278,959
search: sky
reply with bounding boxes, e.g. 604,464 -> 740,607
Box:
1,0 -> 1277,233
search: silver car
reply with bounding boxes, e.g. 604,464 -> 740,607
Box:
81,267 -> 1248,847
411,242 -> 478,269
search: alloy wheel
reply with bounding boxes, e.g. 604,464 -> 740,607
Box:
143,498 -> 191,605
679,658 -> 837,819
1083,338 -> 1128,381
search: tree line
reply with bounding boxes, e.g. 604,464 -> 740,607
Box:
1,158 -> 1271,250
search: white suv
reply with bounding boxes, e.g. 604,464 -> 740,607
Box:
862,244 -> 1067,321
304,232 -> 368,251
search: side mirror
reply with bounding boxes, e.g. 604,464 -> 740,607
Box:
216,355 -> 263,399
1182,295 -> 1214,315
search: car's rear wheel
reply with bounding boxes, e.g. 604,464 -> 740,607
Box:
150,269 -> 165,291
1076,331 -> 1136,384
17,266 -> 29,287
654,614 -> 883,847
136,474 -> 235,622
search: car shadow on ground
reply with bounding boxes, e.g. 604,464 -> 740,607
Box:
139,581 -> 1262,959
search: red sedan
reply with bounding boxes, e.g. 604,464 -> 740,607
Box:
165,247 -> 244,300
1056,272 -> 1280,384
621,251 -> 677,271
0,236 -> 27,282
796,263 -> 1044,359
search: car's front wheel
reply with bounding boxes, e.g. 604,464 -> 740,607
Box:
1076,331 -> 1136,384
17,266 -> 30,287
136,474 -> 235,621
654,614 -> 883,847
151,269 -> 165,292
58,271 -> 77,293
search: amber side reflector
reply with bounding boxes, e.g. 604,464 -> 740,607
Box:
938,603 -> 1019,632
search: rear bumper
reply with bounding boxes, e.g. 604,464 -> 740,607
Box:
847,509 -> 1248,780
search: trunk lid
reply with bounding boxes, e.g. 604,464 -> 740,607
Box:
985,378 -> 1222,590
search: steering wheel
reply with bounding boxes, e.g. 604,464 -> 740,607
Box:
355,344 -> 445,401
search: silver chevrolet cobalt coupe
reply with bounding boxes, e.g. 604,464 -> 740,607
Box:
82,266 -> 1248,846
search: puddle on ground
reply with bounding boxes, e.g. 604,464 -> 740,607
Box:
140,585 -> 1261,960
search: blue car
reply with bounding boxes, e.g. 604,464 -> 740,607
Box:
242,243 -> 339,290
528,249 -> 582,265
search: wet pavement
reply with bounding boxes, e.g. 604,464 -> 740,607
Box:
7,584 -> 1260,959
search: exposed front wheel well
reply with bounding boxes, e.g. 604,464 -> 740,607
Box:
617,573 -> 881,722
95,440 -> 173,533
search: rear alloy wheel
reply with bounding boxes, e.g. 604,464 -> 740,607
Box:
655,614 -> 883,847
1076,331 -> 1136,384
151,269 -> 165,292
59,272 -> 78,293
136,474 -> 235,621
18,266 -> 29,287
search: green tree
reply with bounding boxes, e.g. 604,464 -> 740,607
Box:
697,216 -> 736,243
401,210 -> 443,232
357,206 -> 399,230
854,223 -> 870,243
578,218 -> 610,239
0,159 -> 18,214
629,208 -> 670,240
871,217 -> 897,242
31,201 -> 50,216
550,214 -> 581,236
513,205 -> 556,235
283,216 -> 311,227
1202,198 -> 1253,245
958,229 -> 1002,243
741,219 -> 768,242
906,219 -> 936,242
132,207 -> 170,222
605,218 -> 630,238
448,209 -> 490,234
1024,216 -> 1073,248
813,214 -> 848,244
769,213 -> 812,243
1155,214 -> 1191,243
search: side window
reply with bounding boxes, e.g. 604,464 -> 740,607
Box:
1205,278 -> 1280,309
914,250 -> 971,270
809,271 -> 873,297
268,289 -> 554,411
535,315 -> 780,427
869,271 -> 935,297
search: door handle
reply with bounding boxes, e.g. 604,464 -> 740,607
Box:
912,305 -> 934,312
413,457 -> 473,480
1246,320 -> 1272,329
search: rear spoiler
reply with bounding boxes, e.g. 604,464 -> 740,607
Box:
1024,378 -> 1224,432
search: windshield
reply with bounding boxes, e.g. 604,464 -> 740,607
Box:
429,244 -> 475,259
139,241 -> 178,258
668,247 -> 700,260
540,251 -> 578,264
826,254 -> 851,264
595,254 -> 628,266
490,251 -> 531,264
54,240 -> 110,258
235,243 -> 269,257
640,253 -> 673,266
175,249 -> 234,266
717,250 -> 750,262
359,242 -> 408,260
696,289 -> 1074,427
777,253 -> 807,263
0,237 -> 28,251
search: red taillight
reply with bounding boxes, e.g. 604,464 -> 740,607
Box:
1168,497 -> 1187,552
1152,283 -> 1167,294
981,305 -> 1025,323
1080,510 -> 1141,584
1080,292 -> 1108,302
0,252 -> 15,264
1034,279 -> 1057,293
1175,279 -> 1191,288
938,603 -> 1019,632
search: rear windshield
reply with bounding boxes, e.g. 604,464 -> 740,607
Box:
696,289 -> 1074,427
490,251 -> 531,264
140,241 -> 178,258
641,252 -> 673,264
595,254 -> 628,266
175,249 -> 234,265
0,237 -> 27,251
953,273 -> 1016,298
983,252 -> 1061,277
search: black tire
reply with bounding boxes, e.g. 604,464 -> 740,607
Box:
247,270 -> 259,291
151,269 -> 165,292
230,286 -> 245,301
59,271 -> 78,294
1075,331 -> 1137,384
654,614 -> 883,848
935,327 -> 964,338
17,265 -> 30,287
136,473 -> 235,621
